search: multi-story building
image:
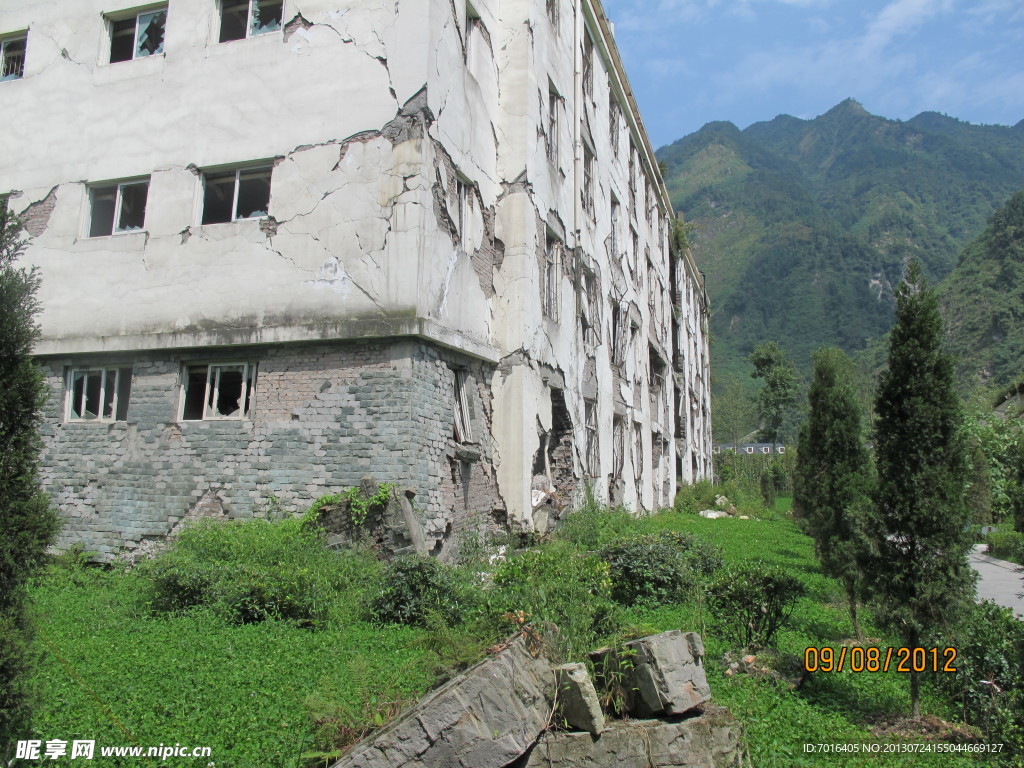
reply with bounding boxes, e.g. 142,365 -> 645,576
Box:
0,0 -> 711,558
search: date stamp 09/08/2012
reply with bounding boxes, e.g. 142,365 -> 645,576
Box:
802,646 -> 958,674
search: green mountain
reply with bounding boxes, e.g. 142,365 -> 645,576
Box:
941,191 -> 1024,389
657,100 -> 1024,387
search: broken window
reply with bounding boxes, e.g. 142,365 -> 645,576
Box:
66,367 -> 132,422
109,8 -> 166,63
464,4 -> 481,65
584,400 -> 598,476
628,143 -> 636,216
89,179 -> 149,237
455,176 -> 473,250
180,363 -> 256,421
611,301 -> 628,366
609,97 -> 620,156
633,421 -> 643,482
546,87 -> 560,165
453,368 -> 474,443
546,0 -> 558,34
219,0 -> 282,42
630,227 -> 639,278
582,31 -> 594,98
202,166 -> 271,224
543,232 -> 561,321
609,197 -> 619,258
612,416 -> 625,478
582,145 -> 595,218
579,265 -> 599,347
0,33 -> 26,80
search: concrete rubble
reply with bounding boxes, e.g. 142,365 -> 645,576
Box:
330,630 -> 745,768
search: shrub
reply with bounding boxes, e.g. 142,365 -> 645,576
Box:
936,601 -> 1024,756
599,531 -> 722,607
673,480 -> 718,514
488,542 -> 620,659
707,562 -> 805,648
554,502 -> 641,550
137,516 -> 371,627
368,556 -> 471,627
987,526 -> 1024,563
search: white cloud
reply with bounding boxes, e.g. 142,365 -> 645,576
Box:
860,0 -> 952,55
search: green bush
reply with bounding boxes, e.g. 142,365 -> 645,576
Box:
707,562 -> 805,648
936,600 -> 1024,756
673,480 -> 718,514
987,526 -> 1024,563
488,542 -> 620,659
554,502 -> 641,550
368,556 -> 471,627
599,531 -> 723,607
137,516 -> 372,627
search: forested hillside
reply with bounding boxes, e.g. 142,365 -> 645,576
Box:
657,100 -> 1024,388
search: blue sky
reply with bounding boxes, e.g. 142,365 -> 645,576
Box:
601,0 -> 1024,149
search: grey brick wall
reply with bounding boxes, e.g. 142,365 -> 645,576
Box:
39,340 -> 503,558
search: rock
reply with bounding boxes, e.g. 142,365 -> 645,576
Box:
591,631 -> 710,718
699,510 -> 728,519
553,663 -> 605,735
331,633 -> 554,768
523,706 -> 745,767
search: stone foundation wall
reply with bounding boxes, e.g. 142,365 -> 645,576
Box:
39,339 -> 502,558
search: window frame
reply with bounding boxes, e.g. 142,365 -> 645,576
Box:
200,165 -> 272,225
0,32 -> 27,81
219,0 -> 283,43
107,6 -> 167,63
546,87 -> 560,165
179,362 -> 256,422
543,233 -> 561,321
582,145 -> 595,218
584,399 -> 598,476
87,178 -> 150,238
64,366 -> 132,423
453,368 -> 474,443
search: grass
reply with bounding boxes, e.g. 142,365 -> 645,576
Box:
23,493 -> 1006,768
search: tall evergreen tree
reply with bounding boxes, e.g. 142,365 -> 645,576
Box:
794,347 -> 873,641
749,341 -> 799,444
0,201 -> 60,758
870,259 -> 973,718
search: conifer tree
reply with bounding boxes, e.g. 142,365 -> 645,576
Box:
749,341 -> 799,444
0,201 -> 60,758
871,260 -> 973,718
794,347 -> 873,641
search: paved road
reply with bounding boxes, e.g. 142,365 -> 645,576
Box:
970,544 -> 1024,619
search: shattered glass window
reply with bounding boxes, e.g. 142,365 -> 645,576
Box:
202,167 -> 271,224
89,180 -> 149,237
181,364 -> 256,421
251,0 -> 283,36
67,368 -> 131,422
221,0 -> 281,42
235,168 -> 271,219
109,8 -> 166,62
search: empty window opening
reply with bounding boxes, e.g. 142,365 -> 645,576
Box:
464,3 -> 480,65
202,166 -> 271,224
609,198 -> 620,257
582,145 -> 595,217
180,363 -> 255,420
579,266 -> 599,347
89,179 -> 149,237
612,416 -> 625,478
220,0 -> 282,42
453,368 -> 474,443
546,87 -> 560,164
546,0 -> 558,33
110,8 -> 166,63
1,34 -> 26,80
543,232 -> 561,321
609,97 -> 620,155
611,301 -> 628,365
66,367 -> 132,422
455,177 -> 472,250
584,400 -> 598,476
633,421 -> 643,483
582,31 -> 594,97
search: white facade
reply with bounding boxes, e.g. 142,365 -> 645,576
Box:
1,0 -> 711,550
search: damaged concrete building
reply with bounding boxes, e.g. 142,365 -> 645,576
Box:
1,0 -> 712,558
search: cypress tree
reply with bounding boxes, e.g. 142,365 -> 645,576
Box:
0,201 -> 60,757
871,259 -> 973,718
794,347 -> 873,641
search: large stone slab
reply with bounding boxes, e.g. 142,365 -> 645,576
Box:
592,630 -> 710,717
331,633 -> 554,768
522,706 -> 745,768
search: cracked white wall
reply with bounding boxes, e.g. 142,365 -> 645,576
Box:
2,0 -> 713,538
